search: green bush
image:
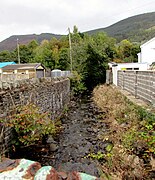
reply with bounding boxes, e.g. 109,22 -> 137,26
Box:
0,104 -> 56,146
70,71 -> 87,95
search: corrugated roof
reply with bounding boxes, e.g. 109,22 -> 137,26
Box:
0,62 -> 16,68
2,63 -> 44,70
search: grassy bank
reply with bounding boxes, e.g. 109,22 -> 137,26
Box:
93,85 -> 155,179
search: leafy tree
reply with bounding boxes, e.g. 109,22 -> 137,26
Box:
83,43 -> 109,89
0,50 -> 12,62
73,25 -> 78,34
17,44 -> 32,63
33,40 -> 54,69
27,40 -> 39,50
116,39 -> 140,62
58,48 -> 70,70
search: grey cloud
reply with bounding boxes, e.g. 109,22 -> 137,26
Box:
0,0 -> 155,41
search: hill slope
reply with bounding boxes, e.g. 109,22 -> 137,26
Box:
86,12 -> 155,43
1,12 -> 155,51
0,33 -> 62,51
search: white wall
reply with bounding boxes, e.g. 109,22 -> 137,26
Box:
139,38 -> 155,64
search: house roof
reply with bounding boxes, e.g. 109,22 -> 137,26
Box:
140,37 -> 155,48
0,62 -> 16,68
2,63 -> 45,70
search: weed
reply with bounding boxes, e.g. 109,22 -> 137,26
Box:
87,151 -> 105,160
93,85 -> 155,179
122,128 -> 138,150
0,103 -> 57,146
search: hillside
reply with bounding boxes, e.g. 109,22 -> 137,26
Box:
0,33 -> 62,51
0,12 -> 155,51
86,12 -> 155,43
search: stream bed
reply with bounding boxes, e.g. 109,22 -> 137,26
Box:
11,95 -> 109,177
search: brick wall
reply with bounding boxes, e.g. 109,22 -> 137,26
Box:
0,77 -> 70,156
118,71 -> 155,104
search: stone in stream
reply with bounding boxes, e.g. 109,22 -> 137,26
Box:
46,135 -> 56,144
49,143 -> 59,152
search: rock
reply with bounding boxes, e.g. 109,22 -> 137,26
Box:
150,156 -> 155,171
92,141 -> 97,145
58,171 -> 68,179
49,143 -> 58,152
46,135 -> 56,144
86,127 -> 93,132
93,128 -> 98,133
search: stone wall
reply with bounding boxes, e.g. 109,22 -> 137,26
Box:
0,77 -> 70,156
118,71 -> 155,104
0,73 -> 29,82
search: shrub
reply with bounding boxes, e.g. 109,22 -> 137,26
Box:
69,71 -> 86,95
0,104 -> 56,146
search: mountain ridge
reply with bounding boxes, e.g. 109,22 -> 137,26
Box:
87,12 -> 155,43
0,12 -> 155,51
0,33 -> 62,51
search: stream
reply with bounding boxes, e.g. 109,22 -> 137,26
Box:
11,94 -> 109,177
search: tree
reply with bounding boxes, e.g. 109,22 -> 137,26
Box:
116,39 -> 140,62
83,43 -> 109,89
33,40 -> 55,68
17,44 -> 32,63
58,48 -> 70,70
82,33 -> 115,89
0,50 -> 12,62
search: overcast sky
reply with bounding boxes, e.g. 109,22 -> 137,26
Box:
0,0 -> 155,42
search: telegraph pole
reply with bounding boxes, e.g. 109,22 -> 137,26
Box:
17,38 -> 20,64
68,28 -> 73,72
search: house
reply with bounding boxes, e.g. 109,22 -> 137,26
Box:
108,62 -> 149,86
0,62 -> 16,73
138,37 -> 155,65
2,63 -> 46,79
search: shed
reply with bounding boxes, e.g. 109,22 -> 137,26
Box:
0,62 -> 16,73
2,63 -> 46,79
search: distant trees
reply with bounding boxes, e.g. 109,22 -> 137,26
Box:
0,50 -> 12,62
114,39 -> 140,63
0,27 -> 140,91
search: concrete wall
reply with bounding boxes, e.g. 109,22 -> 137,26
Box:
0,77 -> 70,156
106,70 -> 113,84
118,70 -> 155,104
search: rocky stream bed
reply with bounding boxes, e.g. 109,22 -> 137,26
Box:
11,95 -> 109,177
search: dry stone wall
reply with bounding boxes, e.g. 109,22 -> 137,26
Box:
0,77 -> 70,156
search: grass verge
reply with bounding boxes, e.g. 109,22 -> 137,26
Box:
93,85 -> 155,179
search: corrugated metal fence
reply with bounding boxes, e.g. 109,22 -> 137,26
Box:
118,70 -> 155,105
